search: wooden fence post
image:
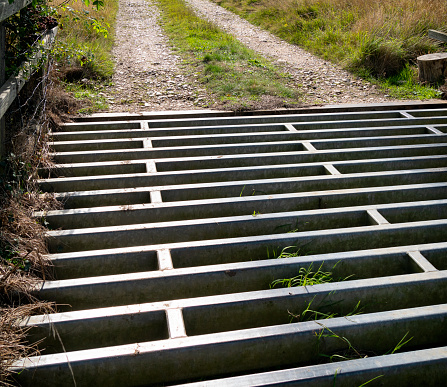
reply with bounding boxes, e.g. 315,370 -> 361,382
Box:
418,30 -> 447,85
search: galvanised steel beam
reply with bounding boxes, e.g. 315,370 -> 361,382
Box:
12,105 -> 447,386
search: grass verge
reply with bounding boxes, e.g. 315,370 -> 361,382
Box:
156,0 -> 303,110
50,0 -> 119,115
212,0 -> 446,99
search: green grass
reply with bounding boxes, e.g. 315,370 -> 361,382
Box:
64,82 -> 109,114
316,324 -> 413,363
267,245 -> 311,259
54,0 -> 119,78
50,0 -> 118,114
379,64 -> 442,99
156,0 -> 302,109
212,0 -> 447,99
267,256 -> 413,368
288,296 -> 363,323
269,260 -> 359,322
270,262 -> 335,288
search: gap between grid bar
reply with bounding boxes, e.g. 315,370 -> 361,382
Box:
365,200 -> 440,272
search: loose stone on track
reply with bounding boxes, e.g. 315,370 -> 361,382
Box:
106,0 -> 204,112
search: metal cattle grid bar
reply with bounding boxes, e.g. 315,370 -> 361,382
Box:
12,104 -> 447,386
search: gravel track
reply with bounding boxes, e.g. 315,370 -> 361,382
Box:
105,0 -> 205,112
105,0 -> 398,112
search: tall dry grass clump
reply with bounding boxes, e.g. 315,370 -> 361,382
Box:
0,303 -> 54,385
0,128 -> 58,385
0,62 -> 60,386
0,138 -> 57,385
346,0 -> 446,77
216,0 -> 446,81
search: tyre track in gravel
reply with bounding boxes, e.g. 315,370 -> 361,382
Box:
104,0 -> 211,112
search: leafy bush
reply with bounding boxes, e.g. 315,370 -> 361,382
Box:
4,0 -> 57,77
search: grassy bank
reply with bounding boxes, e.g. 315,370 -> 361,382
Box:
51,0 -> 119,113
156,0 -> 303,110
54,0 -> 118,78
212,0 -> 446,99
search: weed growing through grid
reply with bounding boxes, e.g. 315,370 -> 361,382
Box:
289,296 -> 363,322
358,375 -> 385,387
270,262 -> 335,288
269,259 -> 358,322
267,245 -> 307,259
315,324 -> 413,363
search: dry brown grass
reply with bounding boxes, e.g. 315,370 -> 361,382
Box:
258,0 -> 446,42
0,192 -> 58,385
0,180 -> 59,385
0,303 -> 54,385
346,0 -> 445,36
1,71 -> 60,385
270,0 -> 446,31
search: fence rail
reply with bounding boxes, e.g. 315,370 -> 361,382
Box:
429,29 -> 447,44
0,0 -> 57,158
0,0 -> 32,23
0,26 -> 57,119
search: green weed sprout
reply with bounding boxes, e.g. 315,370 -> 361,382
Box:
270,262 -> 333,288
288,297 -> 362,323
268,245 -> 303,259
316,323 -> 413,364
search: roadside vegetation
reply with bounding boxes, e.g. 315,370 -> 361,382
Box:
156,0 -> 303,110
212,0 -> 446,99
1,0 -> 118,383
1,3 -> 60,383
49,0 -> 118,115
